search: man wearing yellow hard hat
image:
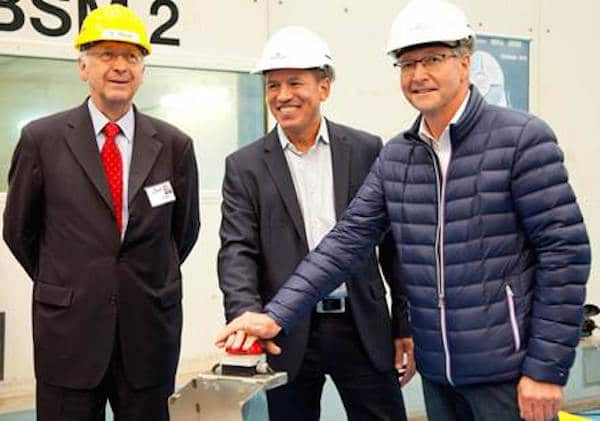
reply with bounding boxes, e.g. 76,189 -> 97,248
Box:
3,4 -> 200,420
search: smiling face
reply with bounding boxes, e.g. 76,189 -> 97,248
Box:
264,68 -> 330,143
399,45 -> 470,124
78,41 -> 145,119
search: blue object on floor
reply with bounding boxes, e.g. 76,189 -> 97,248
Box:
581,410 -> 600,420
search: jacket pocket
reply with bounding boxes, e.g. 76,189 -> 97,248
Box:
157,281 -> 182,309
33,282 -> 73,308
505,285 -> 521,352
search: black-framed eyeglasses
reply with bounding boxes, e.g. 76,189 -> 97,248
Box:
394,53 -> 458,75
87,49 -> 144,65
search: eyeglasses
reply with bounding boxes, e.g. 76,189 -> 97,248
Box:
394,53 -> 458,75
87,49 -> 144,65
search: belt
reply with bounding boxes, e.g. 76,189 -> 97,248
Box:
316,297 -> 346,313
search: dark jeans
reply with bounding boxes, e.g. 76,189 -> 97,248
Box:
422,377 -> 559,421
267,307 -> 407,421
36,336 -> 173,421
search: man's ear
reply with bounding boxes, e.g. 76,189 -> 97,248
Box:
78,56 -> 89,82
459,53 -> 471,83
319,77 -> 331,102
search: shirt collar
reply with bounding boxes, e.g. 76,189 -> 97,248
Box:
87,98 -> 135,143
418,89 -> 471,142
277,116 -> 330,152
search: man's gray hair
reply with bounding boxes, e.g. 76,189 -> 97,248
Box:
455,36 -> 475,56
394,36 -> 475,59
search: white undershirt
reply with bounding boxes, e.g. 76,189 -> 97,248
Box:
418,90 -> 471,178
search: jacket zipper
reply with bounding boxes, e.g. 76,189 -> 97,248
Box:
505,285 -> 521,352
423,144 -> 454,386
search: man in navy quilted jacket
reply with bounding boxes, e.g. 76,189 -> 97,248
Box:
217,1 -> 591,420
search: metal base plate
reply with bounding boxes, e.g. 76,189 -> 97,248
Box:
168,371 -> 287,421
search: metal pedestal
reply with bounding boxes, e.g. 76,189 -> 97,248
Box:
169,371 -> 287,421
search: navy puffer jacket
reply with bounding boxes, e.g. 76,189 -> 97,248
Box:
265,87 -> 590,386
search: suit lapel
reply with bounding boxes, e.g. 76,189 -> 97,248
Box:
328,120 -> 351,221
263,129 -> 308,246
128,110 -> 162,205
65,102 -> 114,212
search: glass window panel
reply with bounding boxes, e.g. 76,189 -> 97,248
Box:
0,55 -> 265,192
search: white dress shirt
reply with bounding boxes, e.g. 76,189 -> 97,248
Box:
278,117 -> 347,298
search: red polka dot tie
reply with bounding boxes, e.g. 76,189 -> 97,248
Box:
101,122 -> 123,234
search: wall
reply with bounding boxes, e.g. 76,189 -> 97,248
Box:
0,0 -> 598,417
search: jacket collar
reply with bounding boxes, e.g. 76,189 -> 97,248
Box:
128,106 -> 161,206
65,100 -> 162,212
65,101 -> 114,212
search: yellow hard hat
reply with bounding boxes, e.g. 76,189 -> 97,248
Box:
74,4 -> 152,55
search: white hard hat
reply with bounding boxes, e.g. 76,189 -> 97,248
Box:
386,0 -> 474,57
253,26 -> 335,75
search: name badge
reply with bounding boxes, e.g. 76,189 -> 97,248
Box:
144,181 -> 176,207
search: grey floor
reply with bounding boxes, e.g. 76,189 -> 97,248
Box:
0,412 -> 31,421
0,409 -> 113,421
0,377 -> 385,421
0,375 -> 412,421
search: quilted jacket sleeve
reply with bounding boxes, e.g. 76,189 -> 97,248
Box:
511,116 -> 591,385
265,155 -> 391,333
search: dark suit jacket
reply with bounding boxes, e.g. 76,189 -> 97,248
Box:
218,120 -> 408,380
3,102 -> 200,389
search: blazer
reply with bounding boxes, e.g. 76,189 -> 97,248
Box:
3,101 -> 200,389
218,119 -> 408,380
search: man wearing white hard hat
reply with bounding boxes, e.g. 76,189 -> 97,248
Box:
216,2 -> 590,421
3,4 -> 199,420
217,26 -> 411,421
